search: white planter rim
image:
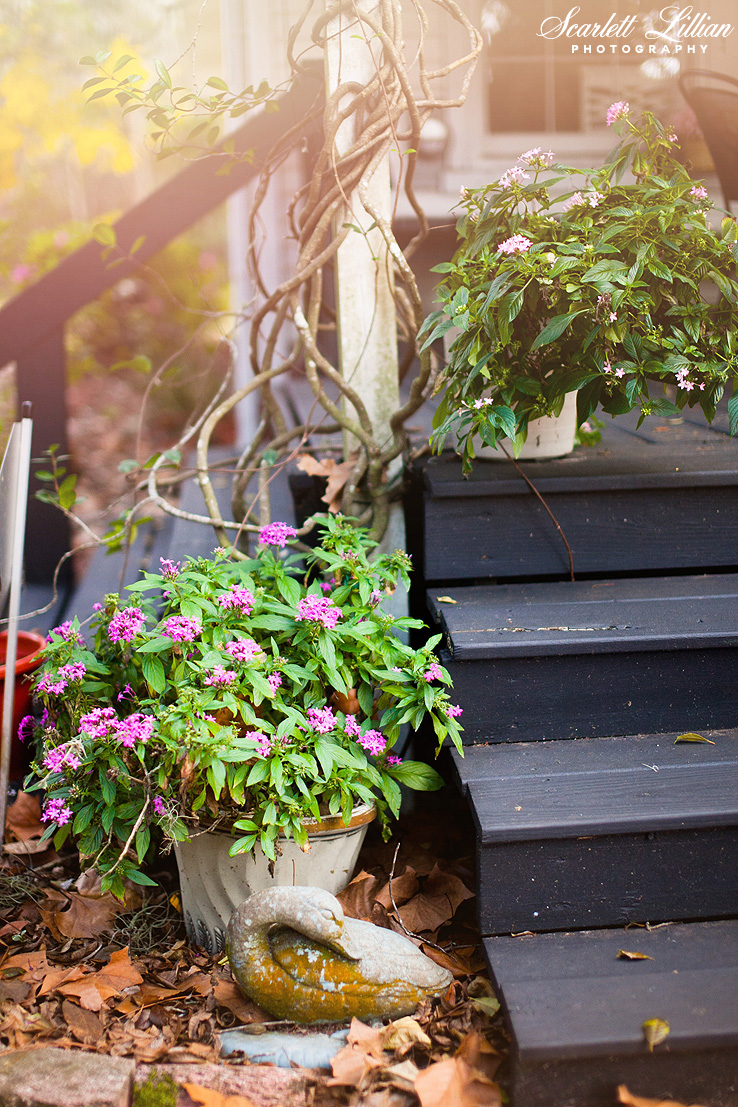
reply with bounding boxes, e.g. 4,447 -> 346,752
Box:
192,801 -> 376,842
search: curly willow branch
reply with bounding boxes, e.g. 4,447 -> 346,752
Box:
153,0 -> 482,552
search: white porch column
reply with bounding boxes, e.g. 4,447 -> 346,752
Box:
323,0 -> 401,466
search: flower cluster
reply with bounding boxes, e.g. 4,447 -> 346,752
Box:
497,234 -> 532,255
606,100 -> 630,126
295,594 -> 343,629
426,104 -> 734,467
163,615 -> 202,642
41,798 -> 72,825
108,607 -> 146,644
225,637 -> 263,663
307,706 -> 337,733
217,586 -> 254,615
259,521 -> 298,547
29,516 -> 462,896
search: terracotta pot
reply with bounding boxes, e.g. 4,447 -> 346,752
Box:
174,803 -> 376,953
477,392 -> 578,461
0,630 -> 45,779
331,687 -> 360,714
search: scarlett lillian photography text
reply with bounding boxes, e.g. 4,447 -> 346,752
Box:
538,6 -> 733,55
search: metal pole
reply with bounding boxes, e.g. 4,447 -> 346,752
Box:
0,403 -> 33,845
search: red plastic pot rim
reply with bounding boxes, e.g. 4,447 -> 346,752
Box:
0,630 -> 46,678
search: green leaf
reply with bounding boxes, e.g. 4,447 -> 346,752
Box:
530,311 -> 586,351
135,826 -> 151,863
92,223 -> 116,247
126,870 -> 158,886
389,759 -> 444,791
142,653 -> 166,694
58,473 -> 78,510
154,58 -> 172,88
206,76 -> 229,91
728,394 -> 738,437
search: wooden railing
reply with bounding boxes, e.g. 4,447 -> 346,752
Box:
0,66 -> 322,583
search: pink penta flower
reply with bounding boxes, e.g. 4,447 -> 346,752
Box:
444,703 -> 463,718
108,607 -> 146,644
58,662 -> 86,682
17,715 -> 35,743
423,661 -> 443,682
344,714 -> 362,737
499,166 -> 530,188
217,586 -> 254,616
79,707 -> 117,739
43,743 -> 80,773
153,796 -> 166,816
245,730 -> 272,757
520,147 -> 554,167
159,558 -> 181,580
386,755 -> 403,766
357,729 -> 387,756
295,594 -> 343,629
163,615 -> 202,642
606,101 -> 630,126
47,620 -> 82,644
114,713 -> 155,748
497,234 -> 533,255
41,798 -> 73,826
259,521 -> 298,547
689,185 -> 709,201
204,666 -> 237,686
308,706 -> 337,734
225,637 -> 263,663
267,673 -> 282,696
37,673 -> 68,696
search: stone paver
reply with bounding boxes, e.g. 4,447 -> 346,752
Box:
0,1048 -> 134,1107
135,1064 -> 313,1107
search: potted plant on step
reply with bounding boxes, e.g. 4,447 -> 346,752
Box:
25,516 -> 463,951
423,103 -> 738,468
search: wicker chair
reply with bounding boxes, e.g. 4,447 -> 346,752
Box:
678,69 -> 738,211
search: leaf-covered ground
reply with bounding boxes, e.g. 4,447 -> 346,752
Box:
1,787 -> 510,1107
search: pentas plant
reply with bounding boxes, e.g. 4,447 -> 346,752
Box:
25,516 -> 462,898
422,105 -> 738,469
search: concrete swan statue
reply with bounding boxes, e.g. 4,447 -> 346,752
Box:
226,885 -> 453,1023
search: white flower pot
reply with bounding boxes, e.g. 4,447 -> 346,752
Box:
478,391 -> 578,461
174,804 -> 376,952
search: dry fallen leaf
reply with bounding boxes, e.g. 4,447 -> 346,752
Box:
337,870 -> 381,920
642,1017 -> 670,1052
382,1016 -> 431,1052
4,792 -> 45,843
182,1083 -> 258,1107
617,950 -> 654,961
415,1032 -> 502,1107
57,946 -> 143,1012
61,998 -> 104,1044
212,979 -> 271,1024
330,1018 -> 388,1086
674,733 -> 715,745
296,453 -> 357,513
39,886 -> 122,940
436,596 -> 458,604
618,1084 -> 706,1107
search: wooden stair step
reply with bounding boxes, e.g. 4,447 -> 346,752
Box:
451,732 -> 738,934
427,573 -> 738,741
484,920 -> 738,1107
417,413 -> 738,582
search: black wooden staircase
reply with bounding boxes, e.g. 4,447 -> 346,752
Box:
414,411 -> 738,1107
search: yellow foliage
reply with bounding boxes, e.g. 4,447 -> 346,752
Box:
0,58 -> 51,127
0,41 -> 141,184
